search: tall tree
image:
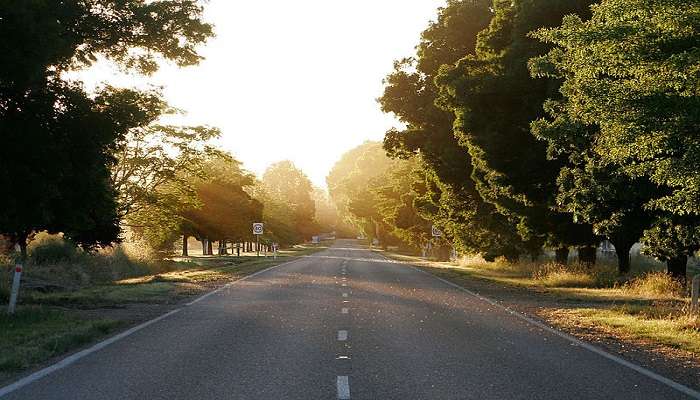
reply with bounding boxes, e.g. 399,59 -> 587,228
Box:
260,161 -> 317,245
0,1 -> 213,256
530,0 -> 700,277
435,0 -> 598,263
327,142 -> 400,245
380,0 -> 538,261
181,155 -> 262,251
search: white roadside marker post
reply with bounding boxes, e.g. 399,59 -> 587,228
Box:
8,263 -> 23,314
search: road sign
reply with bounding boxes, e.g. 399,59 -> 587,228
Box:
431,225 -> 443,237
252,223 -> 264,235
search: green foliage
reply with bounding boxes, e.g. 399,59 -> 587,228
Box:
0,1 -> 213,254
113,118 -> 226,252
531,0 -> 700,275
531,0 -> 700,216
28,236 -> 79,265
436,0 -> 597,251
259,161 -> 317,244
182,155 -> 262,244
380,0 -> 528,257
327,142 -> 405,245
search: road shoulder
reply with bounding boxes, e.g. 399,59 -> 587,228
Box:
378,250 -> 700,393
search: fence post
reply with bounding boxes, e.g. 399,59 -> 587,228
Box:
8,263 -> 23,314
692,275 -> 700,314
690,275 -> 700,312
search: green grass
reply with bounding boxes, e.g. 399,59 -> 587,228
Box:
0,306 -> 121,372
562,308 -> 700,354
27,282 -> 178,307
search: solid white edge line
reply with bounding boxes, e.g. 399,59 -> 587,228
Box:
0,258 -> 302,398
337,375 -> 350,399
399,261 -> 700,399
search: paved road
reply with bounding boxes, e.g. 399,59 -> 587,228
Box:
2,239 -> 696,399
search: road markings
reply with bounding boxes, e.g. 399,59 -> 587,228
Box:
342,293 -> 348,297
403,263 -> 700,400
342,307 -> 349,314
338,330 -> 348,341
342,283 -> 347,287
337,376 -> 351,399
0,258 -> 302,398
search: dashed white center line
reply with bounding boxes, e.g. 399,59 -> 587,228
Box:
337,376 -> 350,399
337,330 -> 348,341
341,307 -> 349,314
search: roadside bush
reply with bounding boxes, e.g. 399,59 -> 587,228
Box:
533,265 -> 597,288
28,235 -> 80,265
623,272 -> 685,298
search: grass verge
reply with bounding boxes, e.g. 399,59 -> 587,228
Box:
0,307 -> 121,372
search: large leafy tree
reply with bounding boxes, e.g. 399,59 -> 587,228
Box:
115,122 -> 225,252
530,0 -> 700,277
379,0 -> 533,260
327,142 -> 401,245
0,0 -> 213,256
373,158 -> 432,250
181,156 -> 262,251
435,0 -> 598,262
260,161 -> 317,245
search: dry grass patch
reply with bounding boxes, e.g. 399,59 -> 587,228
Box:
622,272 -> 686,299
565,307 -> 700,355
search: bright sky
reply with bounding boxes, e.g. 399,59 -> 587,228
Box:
79,0 -> 445,187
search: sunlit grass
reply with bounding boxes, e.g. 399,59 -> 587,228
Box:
0,306 -> 121,372
563,307 -> 700,355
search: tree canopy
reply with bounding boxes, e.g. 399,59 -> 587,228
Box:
0,0 -> 214,256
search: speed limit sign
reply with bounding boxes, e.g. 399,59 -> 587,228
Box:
252,223 -> 264,235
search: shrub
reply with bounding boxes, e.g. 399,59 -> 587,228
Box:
28,236 -> 80,265
623,272 -> 685,298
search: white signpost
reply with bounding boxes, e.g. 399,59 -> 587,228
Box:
431,225 -> 443,238
253,223 -> 263,257
7,263 -> 23,314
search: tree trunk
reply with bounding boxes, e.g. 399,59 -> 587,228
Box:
667,255 -> 688,282
18,239 -> 28,261
554,247 -> 569,265
503,250 -> 520,264
218,240 -> 227,255
578,245 -> 597,266
207,240 -> 213,256
182,235 -> 188,257
611,240 -> 633,275
201,239 -> 208,255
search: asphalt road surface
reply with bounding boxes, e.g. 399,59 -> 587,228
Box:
2,239 -> 697,399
